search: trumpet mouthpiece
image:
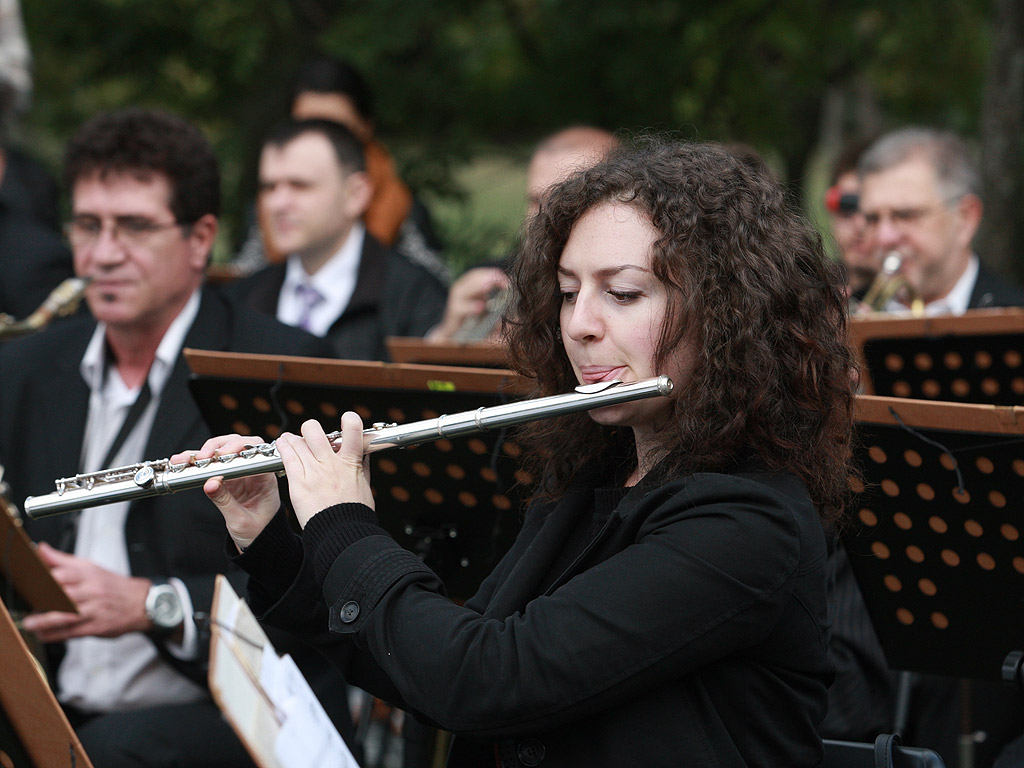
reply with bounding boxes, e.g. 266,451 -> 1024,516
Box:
880,252 -> 903,275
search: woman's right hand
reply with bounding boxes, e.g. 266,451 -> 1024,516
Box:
170,434 -> 281,552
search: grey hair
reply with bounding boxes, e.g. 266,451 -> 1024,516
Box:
858,126 -> 980,202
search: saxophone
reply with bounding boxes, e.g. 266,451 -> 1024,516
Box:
0,277 -> 91,340
856,252 -> 924,316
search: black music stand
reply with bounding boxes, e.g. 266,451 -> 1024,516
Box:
851,308 -> 1024,403
847,395 -> 1024,685
184,350 -> 528,602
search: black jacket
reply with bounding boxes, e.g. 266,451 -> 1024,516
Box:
969,261 -> 1024,309
242,468 -> 832,768
228,233 -> 448,361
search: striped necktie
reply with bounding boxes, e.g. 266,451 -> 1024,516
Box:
294,283 -> 325,332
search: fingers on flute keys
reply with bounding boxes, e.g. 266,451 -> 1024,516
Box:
170,434 -> 264,466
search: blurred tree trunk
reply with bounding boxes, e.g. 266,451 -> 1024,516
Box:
977,0 -> 1024,282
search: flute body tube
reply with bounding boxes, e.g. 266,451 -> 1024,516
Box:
24,376 -> 673,519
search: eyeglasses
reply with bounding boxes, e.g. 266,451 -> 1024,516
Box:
64,216 -> 190,248
861,199 -> 958,233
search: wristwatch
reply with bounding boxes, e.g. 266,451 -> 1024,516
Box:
145,581 -> 184,635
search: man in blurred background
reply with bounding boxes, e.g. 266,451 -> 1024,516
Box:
856,126 -> 1024,314
825,138 -> 873,300
234,55 -> 449,287
229,118 -> 448,361
427,125 -> 619,342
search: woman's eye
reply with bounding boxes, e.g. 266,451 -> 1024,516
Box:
560,290 -> 578,303
609,290 -> 641,303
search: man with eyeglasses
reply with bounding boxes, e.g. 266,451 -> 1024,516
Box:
856,126 -> 1024,315
0,108 -> 351,767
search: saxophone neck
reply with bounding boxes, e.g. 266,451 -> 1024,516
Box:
0,277 -> 91,340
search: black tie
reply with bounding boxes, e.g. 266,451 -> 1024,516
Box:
99,378 -> 153,470
60,376 -> 153,551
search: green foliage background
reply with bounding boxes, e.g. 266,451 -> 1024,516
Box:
17,0 -> 1004,272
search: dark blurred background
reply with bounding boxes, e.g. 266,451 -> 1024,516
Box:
11,0 -> 1023,275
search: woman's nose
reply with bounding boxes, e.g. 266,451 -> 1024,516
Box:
562,290 -> 604,342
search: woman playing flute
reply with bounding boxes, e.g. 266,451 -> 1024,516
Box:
181,138 -> 855,767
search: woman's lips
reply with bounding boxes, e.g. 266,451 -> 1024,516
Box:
578,366 -> 627,384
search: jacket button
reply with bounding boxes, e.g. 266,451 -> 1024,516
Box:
340,601 -> 360,623
517,738 -> 545,766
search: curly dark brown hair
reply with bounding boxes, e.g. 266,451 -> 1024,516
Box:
504,138 -> 855,521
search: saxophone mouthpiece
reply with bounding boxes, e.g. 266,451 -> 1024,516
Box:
0,276 -> 93,340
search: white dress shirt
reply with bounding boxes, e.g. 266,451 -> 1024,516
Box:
59,289 -> 206,714
886,254 -> 978,317
277,223 -> 364,337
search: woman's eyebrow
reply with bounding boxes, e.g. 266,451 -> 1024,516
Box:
557,264 -> 650,277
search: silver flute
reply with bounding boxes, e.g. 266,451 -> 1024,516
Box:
24,376 -> 673,519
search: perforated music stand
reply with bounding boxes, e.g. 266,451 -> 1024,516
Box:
846,394 -> 1024,682
385,336 -> 508,368
851,308 -> 1024,403
183,350 -> 529,602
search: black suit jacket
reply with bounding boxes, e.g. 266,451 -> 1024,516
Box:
969,261 -> 1024,309
228,233 -> 448,361
0,286 -> 354,737
248,468 -> 832,768
0,199 -> 74,319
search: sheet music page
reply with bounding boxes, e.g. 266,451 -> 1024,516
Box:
211,630 -> 283,768
209,576 -> 357,768
261,648 -> 358,768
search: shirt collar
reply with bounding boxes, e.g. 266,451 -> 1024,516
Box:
282,222 -> 365,303
80,289 -> 202,397
931,253 -> 978,317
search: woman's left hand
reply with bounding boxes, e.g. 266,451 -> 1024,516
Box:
171,433 -> 281,552
276,412 -> 375,528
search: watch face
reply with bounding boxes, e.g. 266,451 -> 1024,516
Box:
148,585 -> 183,629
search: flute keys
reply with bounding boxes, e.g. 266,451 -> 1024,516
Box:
134,465 -> 156,488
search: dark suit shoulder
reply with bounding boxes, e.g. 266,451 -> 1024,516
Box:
375,239 -> 448,336
381,240 -> 447,294
971,261 -> 1024,309
221,263 -> 286,315
0,311 -> 94,369
202,284 -> 331,357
